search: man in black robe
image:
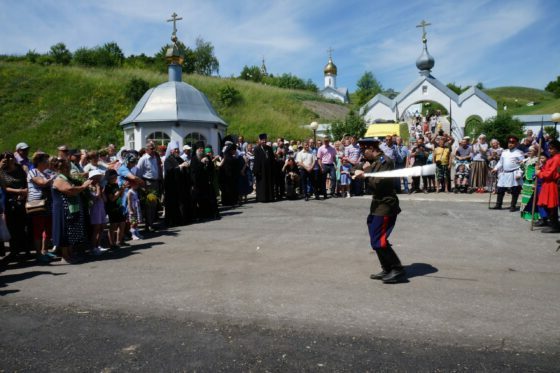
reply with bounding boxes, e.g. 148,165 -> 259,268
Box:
253,133 -> 276,203
163,143 -> 192,227
190,147 -> 220,220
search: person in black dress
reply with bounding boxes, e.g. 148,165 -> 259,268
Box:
253,133 -> 276,203
164,142 -> 192,227
219,144 -> 240,206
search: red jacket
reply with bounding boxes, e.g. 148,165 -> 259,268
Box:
537,153 -> 560,208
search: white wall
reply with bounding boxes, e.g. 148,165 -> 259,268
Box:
363,103 -> 395,123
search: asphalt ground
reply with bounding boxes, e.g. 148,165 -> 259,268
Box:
1,193 -> 559,371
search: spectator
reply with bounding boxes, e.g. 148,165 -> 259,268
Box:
103,169 -> 127,249
471,134 -> 489,193
136,141 -> 162,231
345,135 -> 362,196
14,142 -> 32,173
433,138 -> 451,193
27,152 -> 57,263
282,157 -> 300,200
536,140 -> 560,233
317,136 -> 337,198
296,141 -> 317,201
409,138 -> 430,193
51,158 -> 92,263
0,152 -> 29,259
339,157 -> 352,198
87,169 -> 108,255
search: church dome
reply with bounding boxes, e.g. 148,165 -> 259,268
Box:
324,57 -> 337,75
120,81 -> 226,127
416,40 -> 435,74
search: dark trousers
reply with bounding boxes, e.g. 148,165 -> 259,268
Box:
412,176 -> 428,191
495,186 -> 521,207
299,169 -> 314,197
321,164 -> 336,196
366,214 -> 402,271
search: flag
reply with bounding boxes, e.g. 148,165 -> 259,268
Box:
536,119 -> 549,157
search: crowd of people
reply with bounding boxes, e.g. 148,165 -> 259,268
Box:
1,126 -> 559,265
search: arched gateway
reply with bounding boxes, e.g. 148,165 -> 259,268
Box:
359,20 -> 497,140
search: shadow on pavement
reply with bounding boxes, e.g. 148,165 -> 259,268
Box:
0,270 -> 67,296
405,263 -> 438,279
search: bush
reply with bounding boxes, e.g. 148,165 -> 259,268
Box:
478,113 -> 524,146
125,78 -> 150,102
218,85 -> 241,107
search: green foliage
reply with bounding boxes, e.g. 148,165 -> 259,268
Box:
485,86 -> 559,115
0,61 -> 332,151
192,38 -> 219,76
26,49 -> 40,63
49,42 -> 72,65
545,76 -> 560,98
218,85 -> 241,107
72,42 -> 124,68
477,113 -> 524,146
125,78 -> 150,102
239,65 -> 263,82
356,71 -> 383,106
544,126 -> 559,140
329,110 -> 366,140
124,53 -> 157,69
446,82 -> 465,95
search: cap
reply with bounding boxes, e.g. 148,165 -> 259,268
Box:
88,169 -> 104,179
15,142 -> 30,151
183,145 -> 192,151
204,147 -> 212,154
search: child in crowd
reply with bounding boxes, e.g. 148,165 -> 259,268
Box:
104,169 -> 128,249
88,169 -> 107,255
126,181 -> 143,240
339,157 -> 352,198
454,163 -> 470,193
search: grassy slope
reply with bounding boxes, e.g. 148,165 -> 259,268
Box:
0,62 -> 339,152
484,86 -> 560,115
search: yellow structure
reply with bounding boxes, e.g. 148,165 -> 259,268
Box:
364,123 -> 401,138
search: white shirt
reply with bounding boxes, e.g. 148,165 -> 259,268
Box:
494,148 -> 524,187
295,150 -> 316,169
136,154 -> 160,180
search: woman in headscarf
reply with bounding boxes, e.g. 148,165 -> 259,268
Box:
163,141 -> 191,227
471,134 -> 489,193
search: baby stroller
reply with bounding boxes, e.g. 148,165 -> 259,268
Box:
453,161 -> 472,193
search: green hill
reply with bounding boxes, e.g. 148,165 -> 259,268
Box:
0,61 -> 345,152
484,86 -> 560,115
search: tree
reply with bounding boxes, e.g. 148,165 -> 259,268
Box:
239,65 -> 262,82
192,37 -> 219,76
356,71 -> 383,106
25,49 -> 40,63
98,42 -> 124,67
218,85 -> 241,107
477,113 -> 524,147
49,42 -> 72,65
446,82 -> 464,95
544,126 -> 559,140
329,110 -> 367,140
545,76 -> 560,98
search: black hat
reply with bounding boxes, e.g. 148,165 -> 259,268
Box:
507,135 -> 519,143
258,133 -> 267,140
105,169 -> 118,179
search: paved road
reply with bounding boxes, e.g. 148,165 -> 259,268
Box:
1,194 -> 559,371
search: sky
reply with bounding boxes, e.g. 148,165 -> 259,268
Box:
1,0 -> 559,92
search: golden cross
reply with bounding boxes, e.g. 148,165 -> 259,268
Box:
416,20 -> 431,40
327,47 -> 334,59
167,12 -> 183,37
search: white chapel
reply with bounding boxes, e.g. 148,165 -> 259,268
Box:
319,50 -> 349,104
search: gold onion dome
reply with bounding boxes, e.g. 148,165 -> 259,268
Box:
324,57 -> 337,75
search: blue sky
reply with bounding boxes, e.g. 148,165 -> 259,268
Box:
1,0 -> 559,92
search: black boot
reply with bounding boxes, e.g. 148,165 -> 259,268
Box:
533,218 -> 548,227
381,245 -> 406,283
370,250 -> 391,280
542,223 -> 560,233
509,193 -> 520,212
490,192 -> 504,210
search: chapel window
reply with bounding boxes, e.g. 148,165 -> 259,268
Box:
184,132 -> 207,148
146,131 -> 171,147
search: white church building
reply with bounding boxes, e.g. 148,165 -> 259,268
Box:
359,23 -> 497,140
120,13 -> 227,152
319,51 -> 349,104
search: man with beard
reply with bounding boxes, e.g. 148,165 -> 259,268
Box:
253,133 -> 276,202
354,140 -> 406,284
163,141 -> 192,227
190,147 -> 220,220
218,143 -> 241,206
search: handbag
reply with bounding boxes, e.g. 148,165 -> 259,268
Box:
25,199 -> 47,214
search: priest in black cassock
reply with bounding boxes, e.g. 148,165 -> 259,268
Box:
253,133 -> 276,202
163,142 -> 192,227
